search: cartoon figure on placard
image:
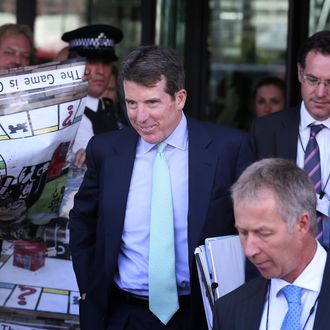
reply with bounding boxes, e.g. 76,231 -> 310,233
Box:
0,142 -> 71,239
0,154 -> 27,235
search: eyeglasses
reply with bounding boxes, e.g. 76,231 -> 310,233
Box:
301,73 -> 330,90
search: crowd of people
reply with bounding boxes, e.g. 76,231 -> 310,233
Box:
0,21 -> 329,330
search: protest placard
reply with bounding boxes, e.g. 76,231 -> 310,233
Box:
0,59 -> 87,243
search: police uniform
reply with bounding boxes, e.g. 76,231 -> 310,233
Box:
59,25 -> 127,218
61,24 -> 127,153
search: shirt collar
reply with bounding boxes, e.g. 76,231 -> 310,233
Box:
271,241 -> 327,297
85,95 -> 99,112
300,101 -> 330,130
138,113 -> 188,154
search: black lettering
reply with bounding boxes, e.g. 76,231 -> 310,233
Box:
60,70 -> 81,81
30,75 -> 41,84
66,71 -> 74,79
47,74 -> 55,85
74,69 -> 81,79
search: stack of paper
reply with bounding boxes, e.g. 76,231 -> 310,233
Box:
194,235 -> 245,329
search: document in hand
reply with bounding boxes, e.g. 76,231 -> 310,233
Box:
205,235 -> 245,300
194,245 -> 214,330
195,235 -> 245,330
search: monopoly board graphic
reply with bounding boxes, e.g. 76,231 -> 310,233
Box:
0,245 -> 79,328
0,59 -> 87,244
0,61 -> 87,329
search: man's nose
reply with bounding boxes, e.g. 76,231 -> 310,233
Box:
315,81 -> 327,97
14,53 -> 23,66
136,105 -> 149,122
243,234 -> 260,258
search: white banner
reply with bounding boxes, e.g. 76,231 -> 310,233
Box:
0,59 -> 88,240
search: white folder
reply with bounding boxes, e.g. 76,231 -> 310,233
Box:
195,235 -> 245,329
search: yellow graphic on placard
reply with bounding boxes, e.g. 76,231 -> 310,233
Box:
33,126 -> 58,135
43,288 -> 69,295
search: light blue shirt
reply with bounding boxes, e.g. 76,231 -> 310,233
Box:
114,114 -> 190,296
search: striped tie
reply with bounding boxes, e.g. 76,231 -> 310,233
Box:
304,124 -> 325,241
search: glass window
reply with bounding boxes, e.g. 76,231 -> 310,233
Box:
0,1 -> 16,25
208,0 -> 288,130
34,0 -> 141,63
35,0 -> 87,61
155,0 -> 186,57
309,0 -> 330,34
88,0 -> 142,60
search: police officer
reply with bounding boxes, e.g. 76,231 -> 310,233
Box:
61,24 -> 128,167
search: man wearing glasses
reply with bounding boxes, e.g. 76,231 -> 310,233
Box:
250,30 -> 330,253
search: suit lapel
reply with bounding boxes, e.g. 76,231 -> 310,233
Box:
241,279 -> 269,329
187,119 -> 218,262
312,252 -> 330,329
102,128 -> 138,273
275,107 -> 300,161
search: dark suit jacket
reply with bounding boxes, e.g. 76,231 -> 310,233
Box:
69,117 -> 254,330
250,107 -> 300,161
213,252 -> 330,330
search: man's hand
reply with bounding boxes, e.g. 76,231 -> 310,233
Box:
82,67 -> 91,82
75,148 -> 86,168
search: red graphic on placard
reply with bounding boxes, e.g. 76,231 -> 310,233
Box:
48,142 -> 70,179
18,285 -> 37,305
62,105 -> 74,127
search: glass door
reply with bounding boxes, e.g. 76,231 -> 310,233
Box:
207,0 -> 289,130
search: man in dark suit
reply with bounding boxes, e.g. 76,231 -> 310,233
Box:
213,158 -> 329,330
69,45 -> 254,330
250,30 -> 330,248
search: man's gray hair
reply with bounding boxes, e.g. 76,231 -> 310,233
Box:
231,158 -> 317,234
0,23 -> 34,50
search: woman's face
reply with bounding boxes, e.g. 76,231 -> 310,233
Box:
255,84 -> 285,117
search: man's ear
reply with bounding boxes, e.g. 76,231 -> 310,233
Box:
175,89 -> 187,110
297,212 -> 310,234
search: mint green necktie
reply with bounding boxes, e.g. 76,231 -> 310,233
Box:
148,142 -> 179,324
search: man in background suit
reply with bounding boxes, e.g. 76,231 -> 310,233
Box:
0,23 -> 34,69
250,30 -> 330,248
69,45 -> 254,330
213,158 -> 330,330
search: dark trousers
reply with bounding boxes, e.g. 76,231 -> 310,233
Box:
107,288 -> 191,330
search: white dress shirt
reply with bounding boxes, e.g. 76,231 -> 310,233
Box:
259,241 -> 327,330
114,114 -> 190,296
71,95 -> 98,153
296,102 -> 330,245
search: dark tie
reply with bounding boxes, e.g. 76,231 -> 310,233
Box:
84,98 -> 118,135
304,124 -> 325,241
280,285 -> 302,330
